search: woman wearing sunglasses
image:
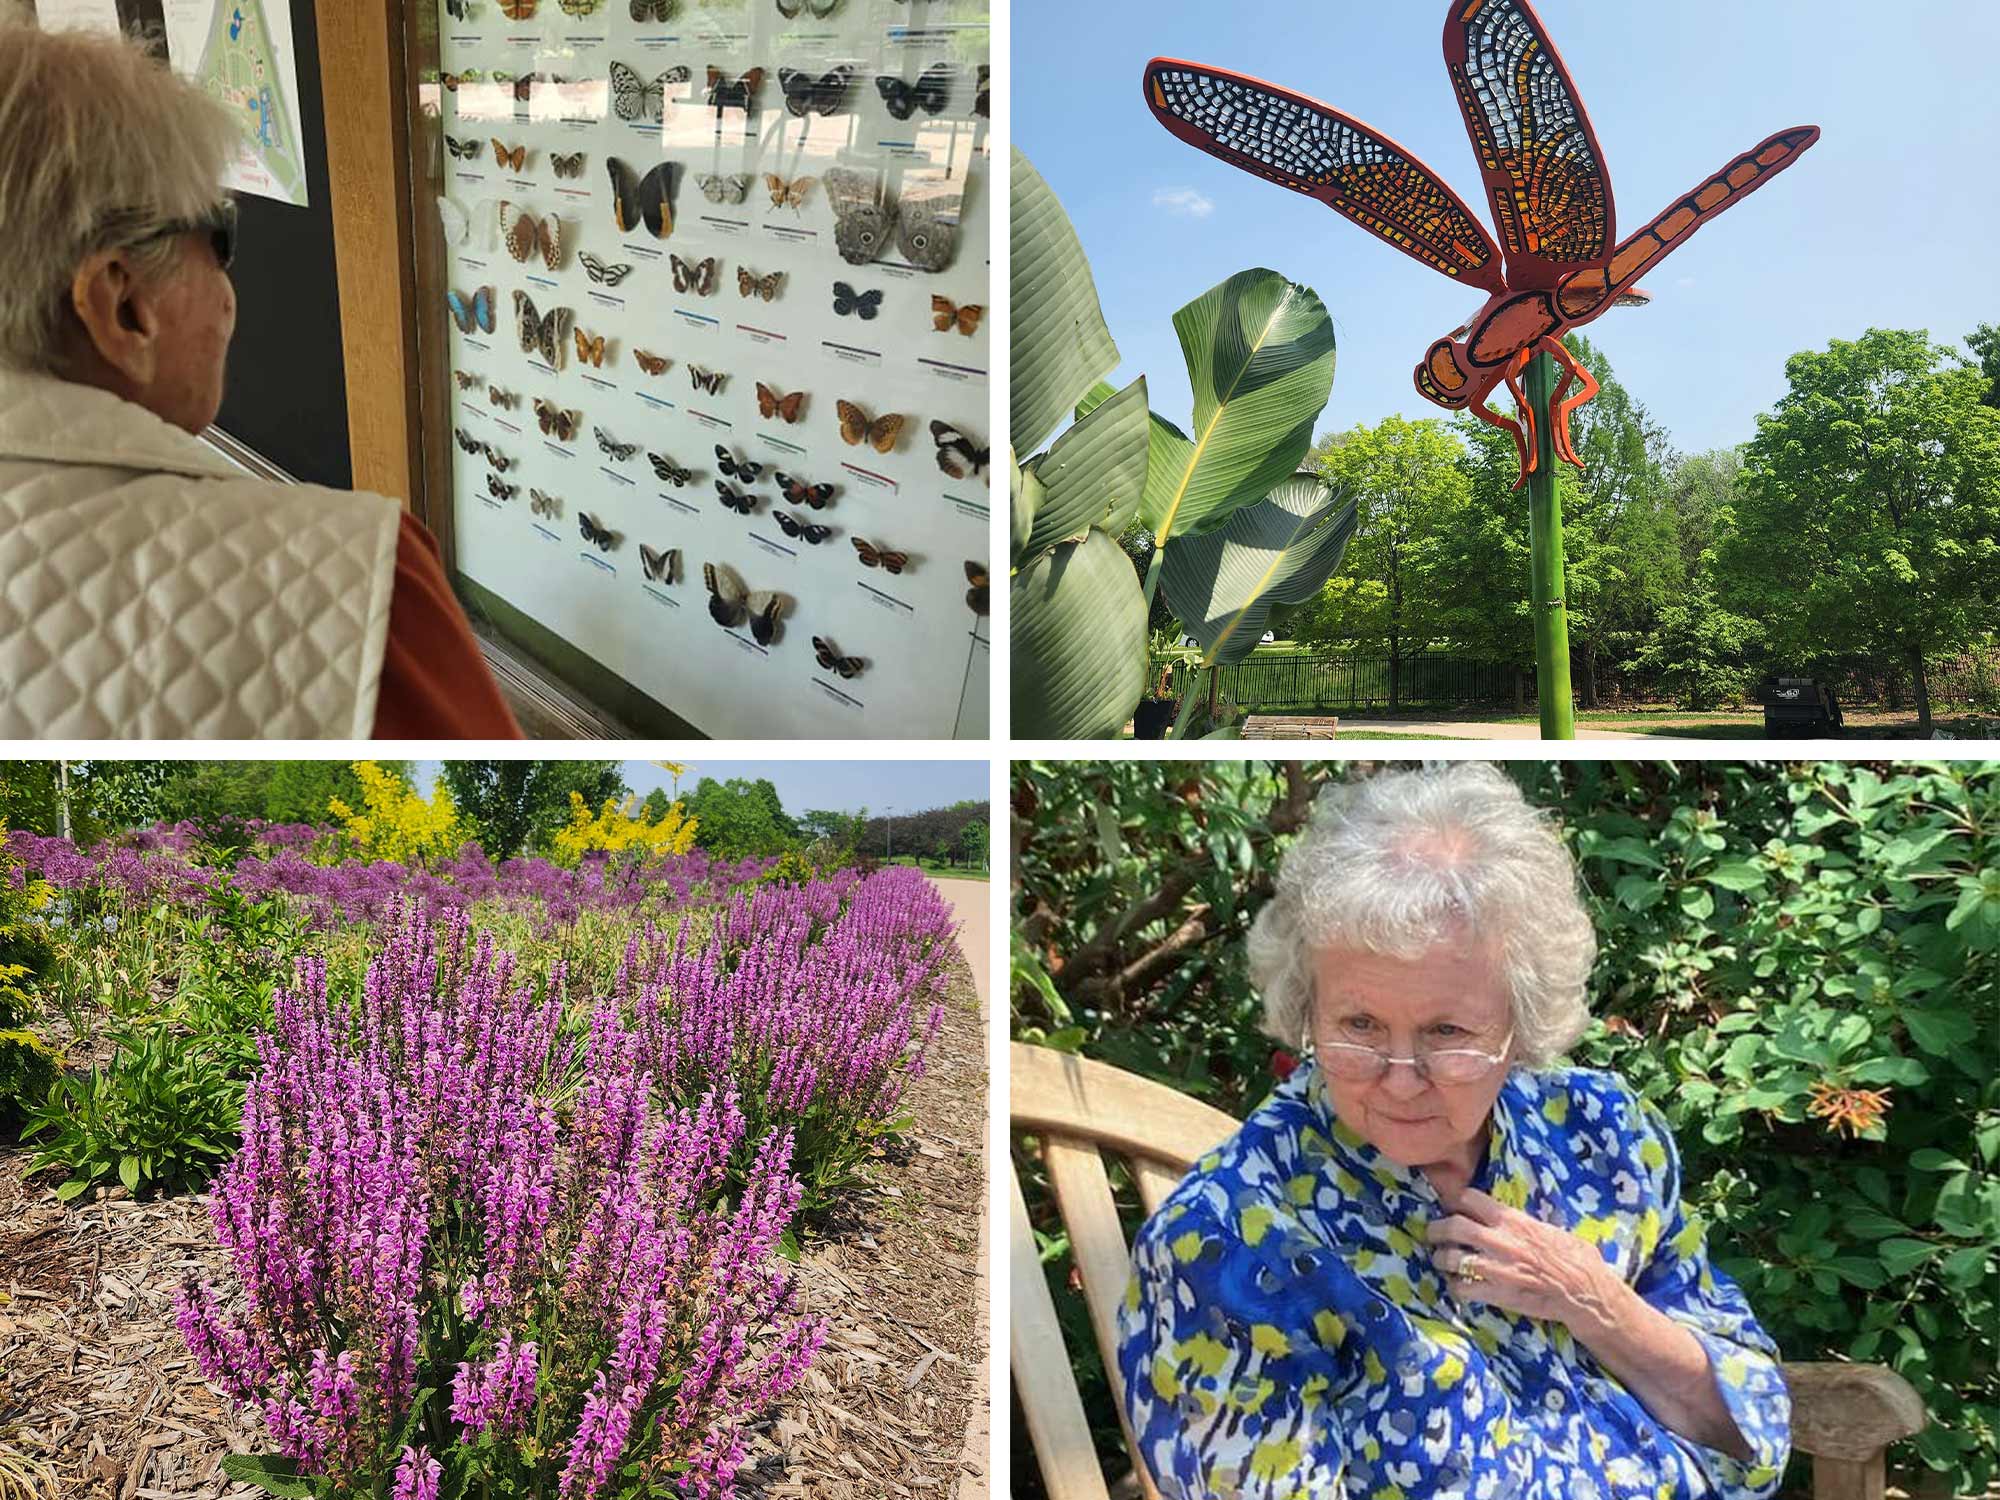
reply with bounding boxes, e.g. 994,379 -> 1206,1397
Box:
0,12 -> 517,739
1117,763 -> 1791,1500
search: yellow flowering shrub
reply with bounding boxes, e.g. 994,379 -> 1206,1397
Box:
326,763 -> 463,867
550,792 -> 698,867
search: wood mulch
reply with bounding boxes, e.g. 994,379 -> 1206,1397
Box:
0,939 -> 989,1499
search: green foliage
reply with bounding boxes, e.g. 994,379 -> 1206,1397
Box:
441,761 -> 628,859
0,824 -> 56,1121
1619,577 -> 1764,709
22,1018 -> 241,1200
1725,329 -> 2000,729
683,777 -> 799,859
1012,759 -> 2000,1499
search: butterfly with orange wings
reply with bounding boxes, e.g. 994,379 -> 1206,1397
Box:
1144,0 -> 1820,489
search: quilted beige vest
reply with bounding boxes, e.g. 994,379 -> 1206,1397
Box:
0,367 -> 400,739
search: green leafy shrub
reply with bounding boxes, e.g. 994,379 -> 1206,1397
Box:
21,1019 -> 241,1200
1011,759 -> 1998,1500
0,824 -> 57,1123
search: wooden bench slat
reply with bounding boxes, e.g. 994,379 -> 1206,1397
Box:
1011,1160 -> 1114,1500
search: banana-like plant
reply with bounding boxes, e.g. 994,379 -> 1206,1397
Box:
1010,149 -> 1347,738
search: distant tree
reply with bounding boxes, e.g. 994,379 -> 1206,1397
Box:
799,808 -> 868,857
640,788 -> 673,823
683,777 -> 798,859
1664,449 -> 1746,582
263,761 -> 373,825
1966,323 -> 2000,410
1724,328 -> 2000,732
1621,571 -> 1765,710
441,761 -> 626,859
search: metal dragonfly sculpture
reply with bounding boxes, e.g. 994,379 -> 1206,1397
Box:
1144,0 -> 1821,489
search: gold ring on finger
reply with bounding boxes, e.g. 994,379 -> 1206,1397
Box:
1460,1251 -> 1485,1283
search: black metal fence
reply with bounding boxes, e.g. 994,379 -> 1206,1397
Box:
1158,654 -> 1522,711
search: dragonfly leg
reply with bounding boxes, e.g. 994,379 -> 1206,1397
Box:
1542,335 -> 1600,471
1500,350 -> 1539,482
1471,383 -> 1531,493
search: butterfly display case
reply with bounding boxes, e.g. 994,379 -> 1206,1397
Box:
415,0 -> 990,738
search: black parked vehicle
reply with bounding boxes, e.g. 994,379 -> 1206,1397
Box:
1759,675 -> 1844,738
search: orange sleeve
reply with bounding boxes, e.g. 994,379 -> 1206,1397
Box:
371,511 -> 525,739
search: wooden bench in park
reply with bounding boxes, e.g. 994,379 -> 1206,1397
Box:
1010,1041 -> 1928,1500
1241,714 -> 1340,739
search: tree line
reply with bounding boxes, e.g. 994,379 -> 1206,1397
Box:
1235,324 -> 2000,729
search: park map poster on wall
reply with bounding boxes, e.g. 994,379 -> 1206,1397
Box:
161,0 -> 310,205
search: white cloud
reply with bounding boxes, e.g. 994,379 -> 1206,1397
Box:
1153,186 -> 1214,218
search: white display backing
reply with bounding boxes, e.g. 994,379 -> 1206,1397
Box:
430,0 -> 990,739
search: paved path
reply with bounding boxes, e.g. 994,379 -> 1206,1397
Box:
928,878 -> 991,1500
1337,719 -> 1652,741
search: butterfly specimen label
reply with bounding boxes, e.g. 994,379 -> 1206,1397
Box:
930,419 -> 989,482
607,157 -> 675,239
671,254 -> 720,295
851,536 -> 908,574
755,382 -> 805,424
737,267 -> 783,301
931,295 -> 983,336
1144,0 -> 1821,486
831,281 -> 882,320
513,291 -> 574,367
813,636 -> 863,678
876,62 -> 950,122
446,285 -> 495,334
703,562 -> 782,644
835,400 -> 904,453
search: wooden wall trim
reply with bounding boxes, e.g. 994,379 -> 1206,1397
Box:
315,0 -> 420,511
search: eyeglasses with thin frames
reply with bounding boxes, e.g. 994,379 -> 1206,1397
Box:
130,199 -> 239,271
1312,1029 -> 1514,1086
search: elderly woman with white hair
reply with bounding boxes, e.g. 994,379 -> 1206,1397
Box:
1116,763 -> 1791,1500
0,9 -> 518,738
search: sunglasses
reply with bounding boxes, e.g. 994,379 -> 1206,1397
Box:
135,199 -> 239,270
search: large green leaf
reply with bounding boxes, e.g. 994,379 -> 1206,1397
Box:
1020,376 -> 1150,562
1009,456 -> 1042,565
1143,270 -> 1336,543
219,1455 -> 313,1499
1012,531 -> 1148,739
1011,149 -> 1120,456
1162,473 -> 1359,666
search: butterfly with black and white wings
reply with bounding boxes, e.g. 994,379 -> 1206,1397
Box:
931,419 -> 989,483
640,543 -> 681,583
648,451 -> 693,485
703,562 -> 783,644
610,61 -> 690,122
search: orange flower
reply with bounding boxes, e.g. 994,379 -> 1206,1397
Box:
1807,1081 -> 1892,1137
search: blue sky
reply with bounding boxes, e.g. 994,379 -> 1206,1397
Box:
416,761 -> 987,818
1015,0 -> 2000,458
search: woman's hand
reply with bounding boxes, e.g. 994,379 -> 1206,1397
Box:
1423,1185 -> 1622,1329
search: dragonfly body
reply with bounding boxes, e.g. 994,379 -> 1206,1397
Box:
1145,0 -> 1820,487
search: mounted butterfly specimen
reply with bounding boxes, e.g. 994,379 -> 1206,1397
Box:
436,196 -> 471,247
775,511 -> 831,545
640,543 -> 681,583
529,488 -> 562,516
764,174 -> 815,211
703,562 -> 782,645
671,254 -> 720,296
930,420 -> 988,483
488,385 -> 519,408
876,63 -> 950,122
454,370 -> 483,391
755,382 -> 805,424
715,482 -> 758,515
824,168 -> 957,271
813,636 -> 864,679
715,445 -> 764,483
631,0 -> 674,20
774,471 -> 834,509
633,349 -> 671,377
594,426 -> 638,462
513,291 -> 574,367
1144,1 -> 1821,487
445,0 -> 479,20
835,399 -> 904,453
550,150 -> 586,178
706,66 -> 764,114
498,0 -> 537,16
578,252 -> 633,287
779,65 -> 851,119
557,0 -> 602,14
575,327 -> 608,368
831,281 -> 881,320
491,139 -> 527,171
738,267 -> 783,302
775,0 -> 840,16
688,365 -> 725,394
578,511 -> 621,550
488,475 -> 518,500
485,447 -> 515,473
610,61 -> 690,123
454,427 -> 485,455
445,134 -> 484,160
931,295 -> 982,336
964,560 -> 989,615
446,285 -> 495,334
499,202 -> 564,269
975,65 -> 989,119
534,398 -> 582,442
606,157 -> 675,238
647,451 -> 692,485
698,172 -> 753,204
851,537 -> 909,574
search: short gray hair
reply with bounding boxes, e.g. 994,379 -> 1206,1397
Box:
1247,763 -> 1596,1065
0,5 -> 239,372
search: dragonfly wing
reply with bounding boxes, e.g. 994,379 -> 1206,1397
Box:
1144,57 -> 1506,294
1443,0 -> 1615,286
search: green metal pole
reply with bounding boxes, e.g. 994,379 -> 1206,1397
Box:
1522,352 -> 1576,739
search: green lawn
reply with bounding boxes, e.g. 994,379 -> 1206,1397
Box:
884,855 -> 989,882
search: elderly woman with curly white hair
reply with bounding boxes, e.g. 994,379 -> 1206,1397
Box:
0,8 -> 517,738
1116,762 -> 1792,1500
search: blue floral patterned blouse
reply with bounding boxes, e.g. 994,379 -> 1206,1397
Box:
1117,1058 -> 1791,1500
